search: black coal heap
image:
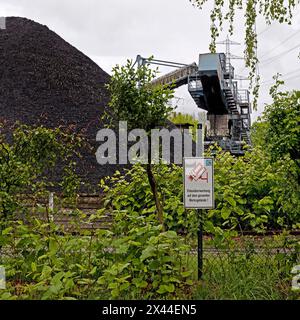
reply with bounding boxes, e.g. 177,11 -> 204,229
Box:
0,17 -> 120,192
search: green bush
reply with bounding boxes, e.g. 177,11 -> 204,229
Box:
98,227 -> 193,299
0,124 -> 82,222
0,211 -> 193,300
101,147 -> 300,233
100,164 -> 198,236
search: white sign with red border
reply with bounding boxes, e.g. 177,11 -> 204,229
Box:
183,157 -> 214,209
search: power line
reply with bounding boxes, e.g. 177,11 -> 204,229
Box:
281,72 -> 300,82
260,42 -> 300,66
257,24 -> 272,36
260,73 -> 300,87
257,6 -> 300,40
259,29 -> 300,60
281,67 -> 300,77
261,67 -> 300,84
260,69 -> 300,86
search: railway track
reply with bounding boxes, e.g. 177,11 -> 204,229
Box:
15,194 -> 300,236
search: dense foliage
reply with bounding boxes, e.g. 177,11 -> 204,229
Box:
101,145 -> 299,233
0,214 -> 193,300
102,82 -> 300,232
0,125 -> 81,222
0,83 -> 299,300
255,84 -> 300,175
107,59 -> 174,132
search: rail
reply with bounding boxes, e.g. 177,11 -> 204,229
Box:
237,89 -> 250,105
150,63 -> 198,88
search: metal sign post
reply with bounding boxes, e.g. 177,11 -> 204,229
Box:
197,210 -> 203,280
183,124 -> 214,280
197,123 -> 203,281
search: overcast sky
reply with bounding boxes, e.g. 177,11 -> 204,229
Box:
1,0 -> 300,121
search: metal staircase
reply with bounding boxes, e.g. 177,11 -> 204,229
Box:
224,88 -> 239,115
241,130 -> 251,145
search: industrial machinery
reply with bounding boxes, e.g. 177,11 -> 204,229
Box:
135,52 -> 252,155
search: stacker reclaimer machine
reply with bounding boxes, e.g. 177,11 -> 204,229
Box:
136,52 -> 252,155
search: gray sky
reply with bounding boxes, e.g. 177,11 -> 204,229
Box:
1,0 -> 300,121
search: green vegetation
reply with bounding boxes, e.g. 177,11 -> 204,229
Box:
254,79 -> 300,177
106,59 -> 174,228
169,112 -> 200,140
0,213 -> 194,300
169,112 -> 198,126
196,244 -> 297,300
0,71 -> 299,300
0,125 -> 81,223
101,145 -> 299,232
0,208 -> 298,300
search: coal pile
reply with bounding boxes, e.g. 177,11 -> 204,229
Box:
0,17 -> 120,192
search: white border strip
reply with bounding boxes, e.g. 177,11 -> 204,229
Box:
0,17 -> 6,30
0,266 -> 6,289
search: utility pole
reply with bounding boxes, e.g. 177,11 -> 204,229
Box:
216,36 -> 243,87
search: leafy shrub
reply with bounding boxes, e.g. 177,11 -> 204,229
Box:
0,211 -> 193,300
0,124 -> 82,222
208,146 -> 300,231
100,164 -> 198,236
101,146 -> 300,232
96,208 -> 193,299
0,217 -> 112,300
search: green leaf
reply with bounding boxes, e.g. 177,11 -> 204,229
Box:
181,271 -> 192,278
31,262 -> 37,272
148,260 -> 160,270
49,239 -> 58,254
221,207 -> 231,220
165,283 -> 175,293
140,246 -> 156,261
120,282 -> 130,291
157,285 -> 168,294
2,227 -> 13,235
157,283 -> 175,294
226,197 -> 236,207
133,279 -> 148,289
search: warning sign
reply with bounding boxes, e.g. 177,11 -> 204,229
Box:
184,157 -> 214,209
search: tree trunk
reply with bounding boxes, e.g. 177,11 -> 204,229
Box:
146,163 -> 164,231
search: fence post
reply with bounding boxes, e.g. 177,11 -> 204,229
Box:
48,192 -> 54,221
198,209 -> 203,280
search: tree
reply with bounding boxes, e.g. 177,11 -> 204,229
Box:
189,0 -> 299,108
247,77 -> 300,227
169,112 -> 199,141
106,60 -> 174,228
250,120 -> 268,147
0,124 -> 81,222
263,80 -> 300,172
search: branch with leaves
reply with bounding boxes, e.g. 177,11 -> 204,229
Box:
106,59 -> 174,229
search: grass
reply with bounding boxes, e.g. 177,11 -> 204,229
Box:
189,250 -> 297,300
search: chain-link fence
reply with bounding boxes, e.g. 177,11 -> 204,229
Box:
190,233 -> 300,299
